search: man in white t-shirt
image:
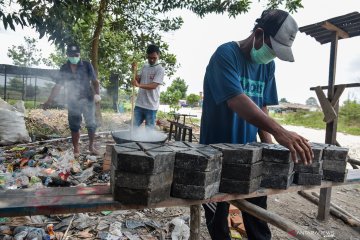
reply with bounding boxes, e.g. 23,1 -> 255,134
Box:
132,44 -> 165,128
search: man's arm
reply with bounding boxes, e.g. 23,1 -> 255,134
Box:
92,79 -> 100,95
227,93 -> 313,164
44,84 -> 62,107
133,81 -> 160,90
258,106 -> 273,143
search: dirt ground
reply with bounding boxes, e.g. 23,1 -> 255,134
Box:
2,109 -> 360,239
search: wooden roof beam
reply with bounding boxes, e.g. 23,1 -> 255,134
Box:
321,21 -> 349,39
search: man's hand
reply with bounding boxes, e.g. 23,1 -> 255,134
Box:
132,78 -> 140,87
272,127 -> 313,165
94,94 -> 101,103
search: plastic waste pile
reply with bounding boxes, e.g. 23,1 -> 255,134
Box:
0,146 -> 96,190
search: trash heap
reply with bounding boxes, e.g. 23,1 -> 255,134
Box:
0,145 -> 100,190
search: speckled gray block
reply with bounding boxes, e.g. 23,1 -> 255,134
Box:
111,166 -> 173,189
322,159 -> 347,172
322,145 -> 349,161
323,170 -> 347,182
173,167 -> 221,186
221,162 -> 263,181
261,172 -> 294,189
175,146 -> 222,171
294,161 -> 323,174
262,161 -> 294,176
260,144 -> 292,163
112,143 -> 175,174
113,183 -> 172,205
171,181 -> 220,200
294,172 -> 322,185
219,176 -> 262,194
211,143 -> 262,164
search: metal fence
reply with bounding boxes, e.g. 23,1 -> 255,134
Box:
0,64 -> 65,108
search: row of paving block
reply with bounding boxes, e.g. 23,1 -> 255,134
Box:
110,141 -> 349,205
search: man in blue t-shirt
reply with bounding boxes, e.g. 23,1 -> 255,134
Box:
44,44 -> 101,157
200,9 -> 314,240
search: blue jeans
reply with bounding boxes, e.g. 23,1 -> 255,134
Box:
68,98 -> 97,133
133,106 -> 157,128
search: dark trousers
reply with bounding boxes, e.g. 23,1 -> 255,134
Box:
203,196 -> 271,240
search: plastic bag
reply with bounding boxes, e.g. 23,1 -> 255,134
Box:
170,218 -> 190,240
0,108 -> 31,145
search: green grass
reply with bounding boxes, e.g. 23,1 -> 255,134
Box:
273,111 -> 360,136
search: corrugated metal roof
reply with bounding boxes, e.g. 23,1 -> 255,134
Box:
299,12 -> 360,44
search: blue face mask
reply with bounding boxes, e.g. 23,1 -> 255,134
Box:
250,33 -> 276,64
68,57 -> 80,64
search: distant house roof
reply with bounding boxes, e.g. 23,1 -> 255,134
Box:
268,102 -> 319,111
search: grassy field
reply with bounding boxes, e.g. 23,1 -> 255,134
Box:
272,111 -> 360,136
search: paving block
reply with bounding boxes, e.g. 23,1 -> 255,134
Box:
175,147 -> 222,171
260,144 -> 292,163
219,176 -> 262,194
322,145 -> 349,161
261,172 -> 294,189
294,161 -> 323,174
262,161 -> 294,176
323,170 -> 347,182
294,172 -> 322,185
111,167 -> 173,189
309,142 -> 325,162
113,183 -> 172,205
166,141 -> 192,152
322,159 -> 347,172
171,181 -> 220,199
210,143 -> 262,164
183,142 -> 207,149
113,149 -> 175,174
173,167 -> 221,186
221,162 -> 262,181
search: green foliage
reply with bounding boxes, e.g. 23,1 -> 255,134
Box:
279,98 -> 288,103
305,97 -> 318,106
7,37 -> 45,67
186,93 -> 201,107
274,101 -> 360,136
166,77 -> 188,99
160,90 -> 182,112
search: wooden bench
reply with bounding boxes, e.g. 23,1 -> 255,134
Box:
0,180 -> 358,218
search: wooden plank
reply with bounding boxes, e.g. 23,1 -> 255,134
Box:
0,185 -> 110,197
310,83 -> 360,90
0,181 -> 358,218
230,199 -> 318,240
314,86 -> 337,123
190,205 -> 201,240
321,21 -> 349,39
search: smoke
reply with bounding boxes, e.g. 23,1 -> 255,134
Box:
113,127 -> 167,143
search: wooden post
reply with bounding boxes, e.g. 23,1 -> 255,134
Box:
318,32 -> 339,221
230,200 -> 318,240
190,205 -> 201,240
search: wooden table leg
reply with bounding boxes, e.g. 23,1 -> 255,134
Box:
317,187 -> 332,221
190,204 -> 201,240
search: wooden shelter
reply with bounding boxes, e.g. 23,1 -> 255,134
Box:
299,11 -> 360,221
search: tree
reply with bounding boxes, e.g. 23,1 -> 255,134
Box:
187,93 -> 201,107
305,97 -> 318,107
279,98 -> 289,103
160,89 -> 182,112
1,0 -> 304,88
167,77 -> 188,99
7,37 -> 45,67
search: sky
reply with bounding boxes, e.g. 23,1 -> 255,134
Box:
0,0 -> 359,105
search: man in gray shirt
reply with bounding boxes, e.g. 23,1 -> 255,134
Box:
132,44 -> 165,128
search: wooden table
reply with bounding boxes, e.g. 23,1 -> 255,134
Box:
1,180 -> 358,217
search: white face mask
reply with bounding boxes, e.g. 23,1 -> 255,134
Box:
250,32 -> 276,64
68,57 -> 80,64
